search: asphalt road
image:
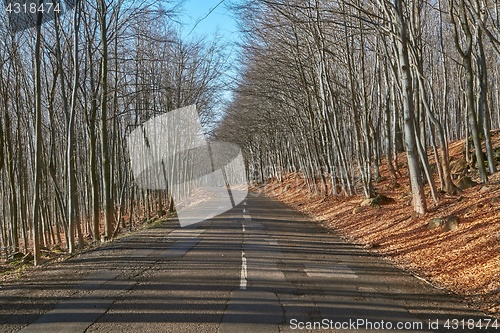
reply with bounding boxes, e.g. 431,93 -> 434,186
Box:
0,193 -> 497,333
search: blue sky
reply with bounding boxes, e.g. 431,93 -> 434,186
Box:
176,0 -> 243,111
178,0 -> 241,44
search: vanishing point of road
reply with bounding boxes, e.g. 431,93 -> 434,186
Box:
0,194 -> 496,333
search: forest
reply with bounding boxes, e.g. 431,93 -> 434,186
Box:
1,0 -> 500,267
0,0 -> 228,264
220,0 -> 500,212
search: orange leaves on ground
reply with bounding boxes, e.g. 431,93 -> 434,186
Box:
259,171 -> 500,316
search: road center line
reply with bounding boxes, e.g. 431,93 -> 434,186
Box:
267,239 -> 278,247
240,250 -> 247,290
240,221 -> 248,290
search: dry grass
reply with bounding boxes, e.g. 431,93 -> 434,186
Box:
257,133 -> 500,317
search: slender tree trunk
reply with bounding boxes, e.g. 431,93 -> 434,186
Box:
98,0 -> 113,239
67,0 -> 81,253
450,0 -> 488,182
32,1 -> 44,265
4,111 -> 19,253
476,25 -> 496,174
395,0 -> 427,214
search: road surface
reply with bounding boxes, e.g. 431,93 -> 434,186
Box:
0,193 -> 497,332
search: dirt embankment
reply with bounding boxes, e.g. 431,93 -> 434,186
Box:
256,136 -> 500,318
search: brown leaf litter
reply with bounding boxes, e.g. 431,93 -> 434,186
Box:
256,136 -> 500,318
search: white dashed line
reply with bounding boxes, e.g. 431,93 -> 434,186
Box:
268,239 -> 278,247
305,263 -> 358,279
240,222 -> 248,290
240,251 -> 248,290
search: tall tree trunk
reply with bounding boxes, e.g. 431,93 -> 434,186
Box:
98,0 -> 113,239
32,0 -> 44,265
67,0 -> 81,253
476,24 -> 496,174
85,26 -> 100,243
395,0 -> 427,214
450,0 -> 488,182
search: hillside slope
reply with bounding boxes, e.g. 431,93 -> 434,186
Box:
256,135 -> 500,318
